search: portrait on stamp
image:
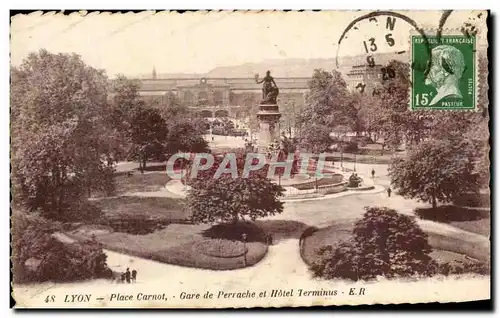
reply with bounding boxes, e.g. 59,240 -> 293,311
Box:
411,35 -> 476,110
426,45 -> 466,105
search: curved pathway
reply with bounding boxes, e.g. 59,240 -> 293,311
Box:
13,163 -> 491,307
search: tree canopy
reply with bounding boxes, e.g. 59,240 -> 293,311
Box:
185,154 -> 284,225
389,138 -> 480,208
11,49 -> 116,218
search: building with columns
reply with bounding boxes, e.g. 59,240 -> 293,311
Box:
135,70 -> 310,120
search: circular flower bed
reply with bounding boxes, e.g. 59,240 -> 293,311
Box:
195,239 -> 248,258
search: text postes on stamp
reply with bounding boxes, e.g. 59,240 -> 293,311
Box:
411,34 -> 476,111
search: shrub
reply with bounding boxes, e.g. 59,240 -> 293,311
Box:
310,207 -> 437,281
12,210 -> 110,284
434,261 -> 490,276
202,222 -> 267,243
347,173 -> 362,188
196,239 -> 248,258
414,205 -> 489,223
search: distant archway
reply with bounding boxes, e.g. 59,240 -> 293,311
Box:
200,110 -> 213,118
214,109 -> 229,118
184,91 -> 194,105
213,91 -> 223,105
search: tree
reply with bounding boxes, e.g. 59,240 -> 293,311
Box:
310,207 -> 436,281
299,69 -> 353,127
239,93 -> 260,138
389,138 -> 480,208
11,50 -> 116,218
127,107 -> 169,172
365,60 -> 432,150
185,154 -> 284,224
165,118 -> 209,155
12,210 -> 110,283
299,123 -> 332,154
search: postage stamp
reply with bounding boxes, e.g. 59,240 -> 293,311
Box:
10,10 -> 490,309
410,33 -> 477,111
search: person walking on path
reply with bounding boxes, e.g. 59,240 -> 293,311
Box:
125,268 -> 131,283
371,168 -> 375,179
132,269 -> 137,283
387,187 -> 392,197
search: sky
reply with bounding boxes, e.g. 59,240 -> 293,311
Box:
10,10 -> 487,78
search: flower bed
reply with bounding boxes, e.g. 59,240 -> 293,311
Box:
196,239 -> 248,258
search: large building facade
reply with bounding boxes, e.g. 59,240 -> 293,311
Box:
136,74 -> 310,119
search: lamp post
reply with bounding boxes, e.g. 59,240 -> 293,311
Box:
241,233 -> 247,267
354,153 -> 357,172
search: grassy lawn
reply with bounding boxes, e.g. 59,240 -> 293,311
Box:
114,172 -> 170,195
67,221 -> 269,270
300,221 -> 353,266
415,205 -> 490,237
293,175 -> 344,190
93,196 -> 188,220
301,220 -> 488,267
449,219 -> 490,237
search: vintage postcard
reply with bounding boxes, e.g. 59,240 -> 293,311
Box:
10,10 -> 490,309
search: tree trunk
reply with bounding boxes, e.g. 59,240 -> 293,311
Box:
432,194 -> 437,209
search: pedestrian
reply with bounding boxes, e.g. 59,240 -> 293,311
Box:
387,187 -> 392,197
371,168 -> 375,178
132,269 -> 137,283
125,268 -> 131,283
120,273 -> 126,283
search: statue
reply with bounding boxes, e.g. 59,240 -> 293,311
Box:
255,70 -> 279,104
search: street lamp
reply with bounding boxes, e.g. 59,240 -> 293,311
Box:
354,153 -> 357,172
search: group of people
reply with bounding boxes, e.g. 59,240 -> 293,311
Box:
117,267 -> 137,284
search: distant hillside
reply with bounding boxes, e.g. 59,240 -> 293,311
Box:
206,52 -> 409,78
135,52 -> 409,79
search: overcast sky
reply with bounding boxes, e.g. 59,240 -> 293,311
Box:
10,10 -> 486,77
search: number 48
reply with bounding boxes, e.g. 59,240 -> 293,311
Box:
415,93 -> 429,106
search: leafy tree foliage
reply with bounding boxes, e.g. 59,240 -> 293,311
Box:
310,207 -> 436,281
12,210 -> 110,283
185,154 -> 284,224
127,107 -> 169,171
360,60 -> 431,150
11,50 -> 116,218
299,69 -> 354,127
389,138 -> 480,208
299,123 -> 332,153
165,118 -> 209,155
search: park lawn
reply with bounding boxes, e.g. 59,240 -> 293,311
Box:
300,220 -> 354,266
415,205 -> 490,237
67,222 -> 268,270
114,172 -> 170,195
292,175 -> 344,190
301,220 -> 489,266
449,219 -> 490,237
92,196 -> 188,220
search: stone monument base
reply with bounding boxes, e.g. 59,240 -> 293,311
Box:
256,103 -> 281,153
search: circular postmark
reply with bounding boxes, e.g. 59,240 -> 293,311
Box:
335,11 -> 440,97
334,10 -> 482,111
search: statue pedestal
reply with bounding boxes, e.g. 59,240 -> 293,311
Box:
257,103 -> 281,153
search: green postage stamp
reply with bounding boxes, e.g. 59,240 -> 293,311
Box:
411,34 -> 476,111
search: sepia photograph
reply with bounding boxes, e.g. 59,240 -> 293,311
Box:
9,9 -> 491,309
